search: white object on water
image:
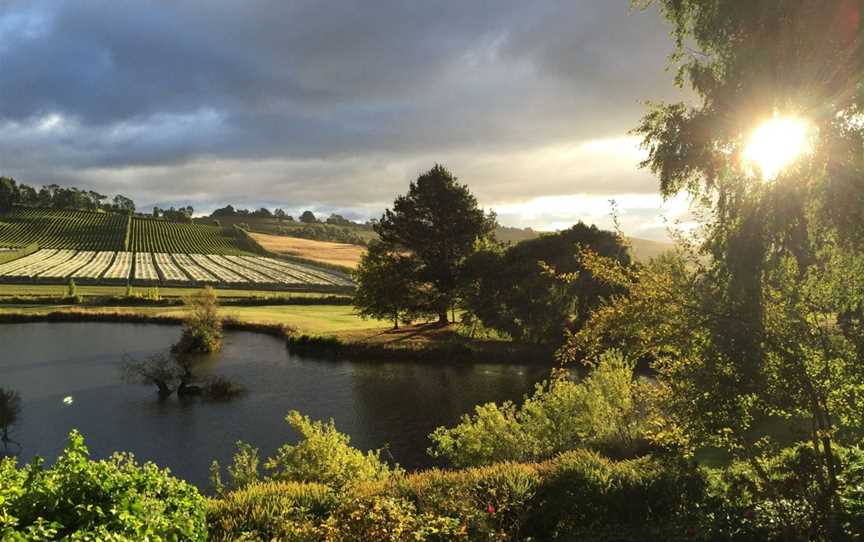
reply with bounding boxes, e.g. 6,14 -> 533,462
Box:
62,396 -> 74,405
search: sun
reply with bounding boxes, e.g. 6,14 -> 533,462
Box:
742,116 -> 812,181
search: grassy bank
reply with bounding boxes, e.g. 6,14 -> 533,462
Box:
0,303 -> 552,363
0,283 -> 348,300
0,303 -> 382,336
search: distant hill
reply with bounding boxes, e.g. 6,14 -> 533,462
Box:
494,226 -> 540,245
627,237 -> 675,262
493,227 -> 674,262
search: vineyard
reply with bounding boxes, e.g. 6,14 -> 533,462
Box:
0,208 -> 126,250
0,249 -> 353,290
0,207 -> 249,254
0,207 -> 354,291
129,217 -> 245,254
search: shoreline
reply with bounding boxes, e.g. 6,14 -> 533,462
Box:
0,309 -> 555,366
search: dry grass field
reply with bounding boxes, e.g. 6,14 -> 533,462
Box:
250,232 -> 366,269
250,229 -> 673,270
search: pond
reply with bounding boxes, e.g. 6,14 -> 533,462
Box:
0,322 -> 549,488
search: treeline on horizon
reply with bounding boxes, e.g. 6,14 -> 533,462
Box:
0,176 -> 136,215
0,176 -> 197,223
210,204 -> 368,228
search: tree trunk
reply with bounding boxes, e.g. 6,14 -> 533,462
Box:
437,310 -> 448,325
155,380 -> 173,398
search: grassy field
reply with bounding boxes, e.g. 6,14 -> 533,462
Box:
250,232 -> 365,269
0,283 -> 343,299
0,303 -> 385,336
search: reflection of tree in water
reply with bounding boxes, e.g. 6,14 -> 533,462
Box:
347,363 -> 549,469
0,387 -> 22,457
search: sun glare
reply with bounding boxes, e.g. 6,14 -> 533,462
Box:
742,117 -> 812,181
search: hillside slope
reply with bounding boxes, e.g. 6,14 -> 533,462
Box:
0,207 -> 251,255
250,232 -> 365,269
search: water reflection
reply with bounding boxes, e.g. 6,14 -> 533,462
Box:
0,322 -> 548,487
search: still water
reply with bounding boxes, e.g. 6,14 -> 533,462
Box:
0,322 -> 548,488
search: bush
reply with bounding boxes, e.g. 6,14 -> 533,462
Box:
429,350 -> 649,467
266,411 -> 393,489
699,444 -> 864,541
204,375 -> 245,400
320,494 -> 465,542
0,430 -> 206,541
209,450 -> 707,542
208,481 -> 335,542
173,287 -> 223,354
525,451 -> 705,541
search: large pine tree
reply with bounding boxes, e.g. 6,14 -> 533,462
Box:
375,165 -> 496,323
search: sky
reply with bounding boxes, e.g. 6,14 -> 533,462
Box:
0,0 -> 692,241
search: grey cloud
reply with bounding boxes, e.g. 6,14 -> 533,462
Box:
0,0 -> 681,238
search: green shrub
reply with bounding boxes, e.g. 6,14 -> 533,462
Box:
0,430 -> 206,541
429,350 -> 649,467
701,444 -> 864,541
210,451 -> 707,542
525,451 -> 705,541
266,411 -> 393,489
208,481 -> 335,542
173,287 -> 223,354
320,495 -> 465,542
204,375 -> 245,401
840,446 -> 864,539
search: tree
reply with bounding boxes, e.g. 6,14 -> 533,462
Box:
462,223 -> 630,346
375,164 -> 496,323
299,210 -> 318,223
123,353 -> 183,398
112,194 -> 136,213
16,184 -> 37,205
274,208 -> 286,219
325,213 -> 352,226
0,177 -> 18,213
0,387 -> 21,453
211,205 -> 236,217
353,241 -> 420,329
563,2 -> 864,537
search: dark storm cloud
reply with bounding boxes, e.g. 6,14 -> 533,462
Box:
0,0 -> 683,237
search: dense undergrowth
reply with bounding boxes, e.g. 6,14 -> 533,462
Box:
207,451 -> 704,542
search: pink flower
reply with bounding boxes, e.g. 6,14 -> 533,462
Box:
487,504 -> 495,515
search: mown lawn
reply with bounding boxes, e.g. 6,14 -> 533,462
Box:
0,283 -> 342,299
0,303 -> 388,336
